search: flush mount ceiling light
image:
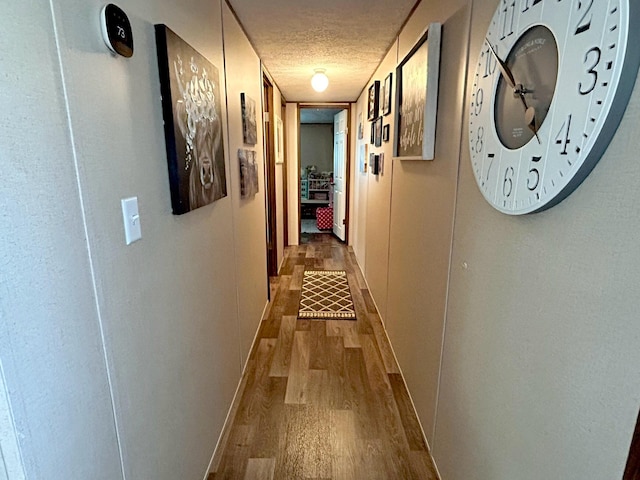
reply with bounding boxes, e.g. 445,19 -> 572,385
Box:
311,69 -> 329,92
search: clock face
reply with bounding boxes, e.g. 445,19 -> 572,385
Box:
469,0 -> 640,214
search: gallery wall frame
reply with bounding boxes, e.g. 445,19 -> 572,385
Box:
275,115 -> 284,164
155,24 -> 227,214
383,124 -> 390,143
241,93 -> 258,145
238,149 -> 259,199
368,80 -> 380,121
374,117 -> 383,147
382,73 -> 393,116
393,22 -> 442,160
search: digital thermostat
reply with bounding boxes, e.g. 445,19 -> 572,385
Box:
100,4 -> 133,57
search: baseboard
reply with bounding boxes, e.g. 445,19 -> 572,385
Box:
350,250 -> 442,479
202,298 -> 270,479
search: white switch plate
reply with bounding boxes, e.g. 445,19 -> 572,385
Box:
121,197 -> 141,245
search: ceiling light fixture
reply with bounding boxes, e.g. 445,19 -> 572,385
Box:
311,69 -> 329,92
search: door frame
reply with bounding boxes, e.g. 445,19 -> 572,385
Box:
263,75 -> 278,283
298,103 -> 352,243
281,98 -> 289,248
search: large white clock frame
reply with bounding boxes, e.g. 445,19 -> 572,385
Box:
469,0 -> 640,215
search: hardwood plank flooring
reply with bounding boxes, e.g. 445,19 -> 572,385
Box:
210,234 -> 438,479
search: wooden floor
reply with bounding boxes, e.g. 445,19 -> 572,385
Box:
209,234 -> 439,479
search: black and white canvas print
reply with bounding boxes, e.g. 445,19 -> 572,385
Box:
238,149 -> 259,199
155,24 -> 227,215
241,93 -> 258,145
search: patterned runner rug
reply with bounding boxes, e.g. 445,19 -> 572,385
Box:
298,270 -> 356,320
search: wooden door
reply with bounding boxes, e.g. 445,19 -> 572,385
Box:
263,76 -> 278,283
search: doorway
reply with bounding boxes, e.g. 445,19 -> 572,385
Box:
298,105 -> 351,242
263,76 -> 277,283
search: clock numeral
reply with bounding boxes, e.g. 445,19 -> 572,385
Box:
500,0 -> 516,40
482,46 -> 498,78
527,156 -> 542,191
554,114 -> 573,155
574,0 -> 593,35
473,88 -> 484,115
483,153 -> 495,187
116,25 -> 126,39
503,166 -> 515,198
522,0 -> 542,13
579,47 -> 601,95
475,126 -> 485,154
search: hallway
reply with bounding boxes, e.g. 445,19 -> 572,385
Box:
209,235 -> 438,479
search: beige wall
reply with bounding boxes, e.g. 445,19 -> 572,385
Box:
435,0 -> 640,479
353,0 -> 640,478
352,4 -> 470,408
0,1 -> 270,478
222,4 -> 269,365
386,0 -> 471,445
286,103 -> 300,245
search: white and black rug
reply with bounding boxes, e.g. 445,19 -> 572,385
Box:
298,270 -> 356,320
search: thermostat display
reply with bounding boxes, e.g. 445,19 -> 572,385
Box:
101,4 -> 133,57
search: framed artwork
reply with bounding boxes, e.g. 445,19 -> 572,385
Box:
367,80 -> 380,120
374,117 -> 383,147
370,153 -> 380,175
238,149 -> 259,198
155,24 -> 227,214
357,112 -> 364,140
275,115 -> 284,164
370,121 -> 376,145
359,143 -> 368,173
241,93 -> 258,145
382,73 -> 393,116
393,22 -> 442,160
383,124 -> 390,142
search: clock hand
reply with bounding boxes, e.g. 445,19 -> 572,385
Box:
525,106 -> 541,144
486,38 -> 541,144
485,38 -> 516,90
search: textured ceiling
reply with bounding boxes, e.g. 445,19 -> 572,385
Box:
228,0 -> 420,102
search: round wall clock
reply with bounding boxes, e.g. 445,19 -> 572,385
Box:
469,0 -> 640,214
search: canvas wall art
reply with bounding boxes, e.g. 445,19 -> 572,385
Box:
238,149 -> 259,199
155,24 -> 227,214
241,93 -> 258,145
393,23 -> 441,160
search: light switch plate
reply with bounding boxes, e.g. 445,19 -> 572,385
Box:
121,197 -> 141,245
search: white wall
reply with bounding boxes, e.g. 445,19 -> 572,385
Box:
0,1 -> 270,478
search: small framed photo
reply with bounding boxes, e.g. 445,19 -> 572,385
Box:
374,117 -> 383,147
370,121 -> 376,145
370,153 -> 379,175
368,80 -> 380,120
358,112 -> 364,140
383,124 -> 390,143
382,73 -> 393,116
